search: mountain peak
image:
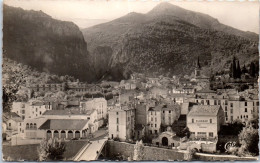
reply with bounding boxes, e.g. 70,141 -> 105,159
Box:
148,2 -> 186,16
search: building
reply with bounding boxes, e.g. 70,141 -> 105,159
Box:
187,105 -> 225,139
6,112 -> 23,131
147,105 -> 162,135
12,100 -> 52,120
39,119 -> 90,139
193,57 -> 210,83
134,102 -> 148,140
161,104 -> 181,126
172,86 -> 195,94
119,80 -> 137,90
149,87 -> 169,99
152,127 -> 180,147
20,109 -> 98,139
195,92 -> 259,123
108,105 -> 135,141
80,98 -> 107,126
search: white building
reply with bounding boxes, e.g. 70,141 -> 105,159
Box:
80,98 -> 108,125
108,105 -> 135,141
187,105 -> 225,139
19,109 -> 98,139
12,101 -> 52,120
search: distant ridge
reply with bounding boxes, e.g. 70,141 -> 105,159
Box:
82,2 -> 258,80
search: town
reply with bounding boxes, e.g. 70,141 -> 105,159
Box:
2,56 -> 259,161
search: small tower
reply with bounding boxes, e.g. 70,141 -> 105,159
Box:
195,56 -> 201,78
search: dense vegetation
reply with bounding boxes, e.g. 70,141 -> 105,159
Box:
2,57 -> 76,112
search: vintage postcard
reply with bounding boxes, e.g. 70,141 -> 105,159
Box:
2,0 -> 259,161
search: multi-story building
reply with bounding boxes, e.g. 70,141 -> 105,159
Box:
12,101 -> 52,120
161,104 -> 181,126
108,105 -> 135,141
80,98 -> 107,126
135,102 -> 148,140
187,105 -> 225,139
147,105 -> 162,135
195,93 -> 259,123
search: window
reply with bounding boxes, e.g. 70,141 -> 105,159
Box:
192,119 -> 194,123
116,112 -> 118,115
231,116 -> 233,121
151,117 -> 153,121
163,111 -> 165,113
230,109 -> 233,114
214,100 -> 217,105
20,123 -> 21,126
117,118 -> 119,124
245,108 -> 247,112
225,112 -> 227,117
128,117 -> 130,121
169,111 -> 171,113
155,124 -> 157,128
151,124 -> 153,127
225,100 -> 228,105
155,130 -> 157,134
155,112 -> 157,115
117,125 -> 119,131
151,112 -> 153,115
226,117 -> 228,121
245,102 -> 247,106
218,100 -> 221,105
21,110 -> 25,114
40,111 -> 42,115
155,118 -> 157,122
209,132 -> 214,137
257,102 -> 259,106
9,123 -> 11,127
230,103 -> 233,107
210,119 -> 212,123
225,107 -> 227,111
150,130 -> 152,134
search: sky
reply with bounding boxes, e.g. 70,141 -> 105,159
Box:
4,0 -> 259,33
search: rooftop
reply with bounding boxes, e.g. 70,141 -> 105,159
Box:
188,105 -> 221,117
39,119 -> 89,130
43,109 -> 94,116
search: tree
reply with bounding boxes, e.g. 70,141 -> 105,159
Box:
232,57 -> 237,78
241,64 -> 248,74
238,125 -> 259,156
37,138 -> 66,161
236,60 -> 241,78
249,62 -> 256,78
133,140 -> 145,161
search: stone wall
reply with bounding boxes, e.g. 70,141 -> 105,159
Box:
103,140 -> 184,161
101,140 -> 258,161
